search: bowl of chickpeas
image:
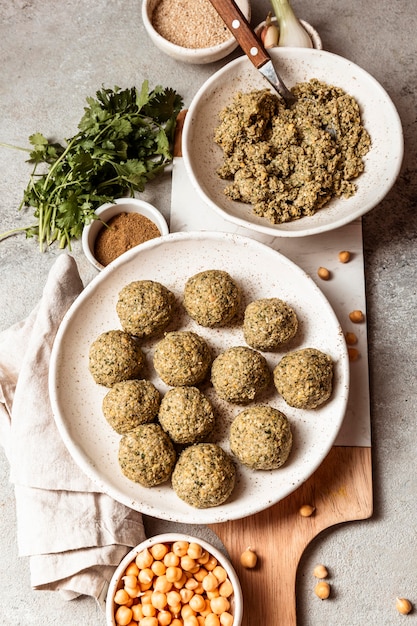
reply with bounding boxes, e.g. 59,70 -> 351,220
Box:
106,533 -> 243,626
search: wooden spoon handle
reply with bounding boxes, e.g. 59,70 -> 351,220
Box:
208,0 -> 270,68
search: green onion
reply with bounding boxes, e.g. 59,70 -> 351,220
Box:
270,0 -> 313,48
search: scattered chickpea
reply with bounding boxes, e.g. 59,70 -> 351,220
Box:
349,309 -> 365,323
396,597 -> 413,615
240,547 -> 258,569
338,250 -> 351,263
345,331 -> 358,345
313,564 -> 328,579
314,580 -> 331,600
317,266 -> 331,280
348,347 -> 360,362
299,504 -> 315,517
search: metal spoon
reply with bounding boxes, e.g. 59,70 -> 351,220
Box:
208,0 -> 296,107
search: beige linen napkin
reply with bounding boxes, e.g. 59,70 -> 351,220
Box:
0,253 -> 145,603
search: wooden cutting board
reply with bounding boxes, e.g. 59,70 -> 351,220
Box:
172,110 -> 373,624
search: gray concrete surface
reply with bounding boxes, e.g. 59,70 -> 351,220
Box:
0,0 -> 416,624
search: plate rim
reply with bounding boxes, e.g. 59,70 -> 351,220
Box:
49,231 -> 350,523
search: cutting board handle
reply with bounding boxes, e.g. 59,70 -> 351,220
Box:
210,446 -> 372,625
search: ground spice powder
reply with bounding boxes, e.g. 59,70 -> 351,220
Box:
94,212 -> 161,266
152,0 -> 230,49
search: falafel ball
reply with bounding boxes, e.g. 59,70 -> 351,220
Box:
118,423 -> 176,487
153,331 -> 212,387
183,269 -> 241,327
243,297 -> 298,350
116,280 -> 175,338
88,329 -> 145,387
273,347 -> 333,409
172,443 -> 236,508
230,405 -> 292,470
102,379 -> 161,434
211,346 -> 270,404
158,386 -> 215,444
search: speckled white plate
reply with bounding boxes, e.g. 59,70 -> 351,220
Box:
49,231 -> 349,523
182,47 -> 404,237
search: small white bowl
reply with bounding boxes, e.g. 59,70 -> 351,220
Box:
255,17 -> 322,50
106,533 -> 243,626
142,0 -> 251,64
82,197 -> 169,271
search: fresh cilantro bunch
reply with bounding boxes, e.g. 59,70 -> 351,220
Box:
2,82 -> 183,250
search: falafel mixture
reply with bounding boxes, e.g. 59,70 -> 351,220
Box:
116,280 -> 175,338
183,269 -> 241,328
118,423 -> 176,487
158,386 -> 215,444
273,347 -> 334,409
102,379 -> 161,434
88,329 -> 145,387
230,405 -> 292,470
211,346 -> 270,404
214,80 -> 371,224
153,331 -> 212,387
243,297 -> 298,350
172,443 -> 236,508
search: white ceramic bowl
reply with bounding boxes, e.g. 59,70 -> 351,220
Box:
142,0 -> 251,64
106,533 -> 243,626
255,17 -> 323,50
182,47 -> 404,237
82,197 -> 169,271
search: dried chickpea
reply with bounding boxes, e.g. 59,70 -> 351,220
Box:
197,551 -> 210,565
314,581 -> 331,600
180,588 -> 194,604
164,552 -> 180,567
166,566 -> 183,583
213,566 -> 227,584
188,542 -> 204,559
152,591 -> 168,610
151,543 -> 170,560
183,616 -> 199,626
338,250 -> 351,263
123,575 -> 138,589
157,610 -> 172,625
152,560 -> 167,576
210,596 -> 230,615
220,612 -> 234,626
181,555 -> 197,572
189,594 -> 206,612
141,617 -> 159,626
139,568 -> 154,585
206,589 -> 220,600
299,504 -> 315,517
172,541 -> 189,557
200,599 -> 212,617
348,347 -> 360,362
349,309 -> 365,323
115,605 -> 133,626
169,604 -> 182,618
136,548 -> 154,569
202,572 -> 219,592
173,572 -> 188,589
345,331 -> 358,345
154,575 -> 172,593
219,579 -> 233,598
396,597 -> 413,615
313,564 -> 328,579
240,548 -> 257,569
114,589 -> 132,605
317,266 -> 331,280
143,603 -> 157,617
132,604 -> 144,621
142,590 -> 154,604
124,585 -> 140,599
167,589 -> 182,605
205,614 -> 221,626
125,561 -> 140,577
205,555 -> 218,571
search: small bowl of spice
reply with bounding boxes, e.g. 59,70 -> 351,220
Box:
142,0 -> 251,64
82,197 -> 169,271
